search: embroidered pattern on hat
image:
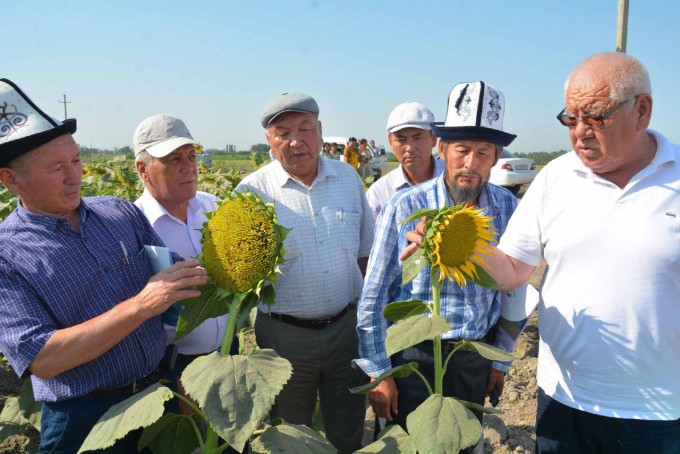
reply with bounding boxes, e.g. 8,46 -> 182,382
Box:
0,102 -> 28,139
455,84 -> 474,121
486,88 -> 501,124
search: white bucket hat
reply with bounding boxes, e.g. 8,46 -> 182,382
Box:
430,81 -> 516,147
133,114 -> 195,158
0,78 -> 77,167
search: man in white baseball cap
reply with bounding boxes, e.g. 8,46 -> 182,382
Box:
365,101 -> 442,219
133,114 -> 232,398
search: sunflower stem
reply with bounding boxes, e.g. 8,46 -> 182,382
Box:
431,268 -> 444,395
220,296 -> 242,355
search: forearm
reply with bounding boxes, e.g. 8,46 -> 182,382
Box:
482,246 -> 535,291
29,296 -> 149,380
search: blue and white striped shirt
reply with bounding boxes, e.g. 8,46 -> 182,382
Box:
0,197 -> 166,401
356,175 -> 517,377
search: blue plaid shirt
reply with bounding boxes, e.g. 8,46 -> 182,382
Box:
0,197 -> 166,402
356,175 -> 517,377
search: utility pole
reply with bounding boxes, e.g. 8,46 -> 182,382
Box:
616,0 -> 629,52
58,93 -> 71,120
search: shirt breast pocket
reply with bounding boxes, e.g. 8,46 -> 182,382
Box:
120,250 -> 153,298
339,211 -> 361,252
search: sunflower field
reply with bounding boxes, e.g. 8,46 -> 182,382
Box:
0,158 -> 245,223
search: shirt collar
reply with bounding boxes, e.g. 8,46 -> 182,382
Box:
137,188 -> 194,226
272,157 -> 336,188
395,156 -> 443,190
16,198 -> 88,231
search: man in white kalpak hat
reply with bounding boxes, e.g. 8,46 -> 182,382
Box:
0,79 -> 207,453
356,81 -> 518,453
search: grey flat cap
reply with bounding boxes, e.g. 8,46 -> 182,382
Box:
260,93 -> 319,128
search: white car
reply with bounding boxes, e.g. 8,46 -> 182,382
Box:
489,149 -> 537,194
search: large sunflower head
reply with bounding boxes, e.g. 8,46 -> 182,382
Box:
423,204 -> 497,287
201,191 -> 288,294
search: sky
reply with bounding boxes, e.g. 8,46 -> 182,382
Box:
5,0 -> 680,153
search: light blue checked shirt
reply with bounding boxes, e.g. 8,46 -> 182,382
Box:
356,175 -> 517,377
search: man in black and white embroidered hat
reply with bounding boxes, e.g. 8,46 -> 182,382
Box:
357,81 -> 519,453
0,79 -> 207,453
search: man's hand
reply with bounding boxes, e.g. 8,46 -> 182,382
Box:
135,259 -> 207,318
486,368 -> 505,397
399,217 -> 428,261
367,376 -> 399,422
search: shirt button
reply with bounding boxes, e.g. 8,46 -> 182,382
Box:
319,240 -> 324,245
324,270 -> 329,274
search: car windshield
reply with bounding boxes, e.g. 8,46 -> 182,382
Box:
500,149 -> 515,159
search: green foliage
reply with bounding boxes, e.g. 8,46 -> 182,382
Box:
383,300 -> 432,323
250,143 -> 270,153
406,394 -> 481,453
250,151 -> 265,169
137,414 -> 202,454
78,384 -> 174,453
251,423 -> 337,454
180,350 -> 293,452
515,150 -> 568,166
0,379 -> 41,442
357,425 -> 415,453
385,314 -> 450,357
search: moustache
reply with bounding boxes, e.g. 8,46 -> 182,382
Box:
454,170 -> 482,179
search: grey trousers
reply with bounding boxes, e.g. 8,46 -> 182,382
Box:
255,307 -> 368,454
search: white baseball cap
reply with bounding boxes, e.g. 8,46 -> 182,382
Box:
386,101 -> 435,133
133,114 -> 195,158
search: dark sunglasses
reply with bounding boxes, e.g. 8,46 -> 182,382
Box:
556,99 -> 631,128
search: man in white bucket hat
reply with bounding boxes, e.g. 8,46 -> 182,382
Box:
0,79 -> 207,453
356,81 -> 519,453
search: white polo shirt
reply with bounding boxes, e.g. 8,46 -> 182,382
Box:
498,130 -> 680,420
135,190 -> 227,355
366,158 -> 445,219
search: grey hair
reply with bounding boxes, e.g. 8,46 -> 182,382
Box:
135,150 -> 153,166
565,52 -> 652,101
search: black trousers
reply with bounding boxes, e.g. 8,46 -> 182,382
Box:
389,339 -> 491,454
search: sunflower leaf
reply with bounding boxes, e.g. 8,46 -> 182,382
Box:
17,379 -> 41,432
78,384 -> 174,453
398,208 -> 440,225
356,424 -> 416,453
401,248 -> 429,286
458,399 -> 504,415
349,362 -> 419,394
175,283 -> 232,341
250,423 -> 336,454
453,340 -> 522,361
383,299 -> 430,322
470,263 -> 501,289
137,414 -> 202,454
385,315 -> 451,357
181,350 -> 292,453
406,394 -> 481,454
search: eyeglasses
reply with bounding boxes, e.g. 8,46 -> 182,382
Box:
556,99 -> 631,128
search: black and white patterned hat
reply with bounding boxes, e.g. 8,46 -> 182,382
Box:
430,81 -> 516,147
0,78 -> 77,167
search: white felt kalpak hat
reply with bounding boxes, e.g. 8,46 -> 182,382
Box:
430,81 -> 516,147
0,78 -> 77,167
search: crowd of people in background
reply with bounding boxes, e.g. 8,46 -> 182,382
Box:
1,50 -> 679,454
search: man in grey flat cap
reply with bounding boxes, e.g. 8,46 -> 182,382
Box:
236,93 -> 375,453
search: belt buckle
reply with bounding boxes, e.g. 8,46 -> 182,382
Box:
312,316 -> 332,329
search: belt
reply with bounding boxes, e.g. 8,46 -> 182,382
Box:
86,369 -> 161,398
261,302 -> 356,329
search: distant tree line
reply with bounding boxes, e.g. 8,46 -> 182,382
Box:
514,150 -> 569,166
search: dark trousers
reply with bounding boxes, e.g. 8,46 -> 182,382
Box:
536,387 -> 680,454
41,393 -> 147,454
389,340 -> 491,454
255,307 -> 368,454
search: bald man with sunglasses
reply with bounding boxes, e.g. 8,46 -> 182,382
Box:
404,52 -> 680,453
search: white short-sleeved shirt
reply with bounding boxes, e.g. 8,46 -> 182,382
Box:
236,158 -> 375,319
135,190 -> 227,355
498,130 -> 680,420
366,158 -> 445,219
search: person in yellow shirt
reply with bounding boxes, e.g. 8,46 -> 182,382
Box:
344,137 -> 360,171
